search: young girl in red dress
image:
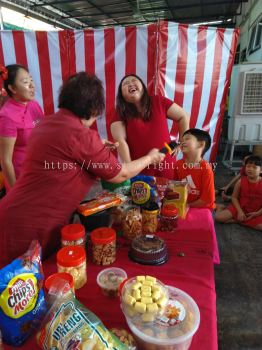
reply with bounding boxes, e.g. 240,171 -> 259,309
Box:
215,156 -> 262,231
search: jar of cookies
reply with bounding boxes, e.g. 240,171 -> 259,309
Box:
122,205 -> 142,240
90,227 -> 116,265
61,223 -> 86,248
160,205 -> 178,232
142,202 -> 159,234
57,246 -> 87,289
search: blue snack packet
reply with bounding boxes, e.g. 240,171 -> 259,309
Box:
0,240 -> 46,346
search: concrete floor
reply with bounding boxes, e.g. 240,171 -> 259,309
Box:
214,154 -> 262,350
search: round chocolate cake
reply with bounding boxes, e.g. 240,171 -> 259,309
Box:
129,234 -> 168,265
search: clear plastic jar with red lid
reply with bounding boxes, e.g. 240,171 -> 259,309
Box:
57,246 -> 87,289
61,223 -> 86,248
90,227 -> 116,265
160,205 -> 178,232
45,272 -> 75,295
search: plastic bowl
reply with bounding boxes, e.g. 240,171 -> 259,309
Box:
97,267 -> 127,297
123,285 -> 200,350
121,276 -> 169,323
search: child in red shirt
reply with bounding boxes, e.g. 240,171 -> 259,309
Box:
173,128 -> 215,209
215,156 -> 262,231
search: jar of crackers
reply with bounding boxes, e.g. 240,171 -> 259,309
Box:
90,227 -> 116,265
57,246 -> 87,289
142,202 -> 159,234
61,223 -> 86,248
122,205 -> 142,240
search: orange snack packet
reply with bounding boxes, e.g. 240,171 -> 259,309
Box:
77,192 -> 123,216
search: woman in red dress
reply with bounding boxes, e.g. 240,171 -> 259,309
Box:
110,74 -> 189,179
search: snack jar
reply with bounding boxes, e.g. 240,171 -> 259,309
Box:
57,246 -> 87,289
90,227 -> 116,265
61,223 -> 86,248
44,272 -> 75,295
122,205 -> 142,240
160,205 -> 178,232
142,203 -> 159,234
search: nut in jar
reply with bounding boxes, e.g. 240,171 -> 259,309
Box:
91,227 -> 116,266
122,205 -> 142,240
56,246 -> 87,290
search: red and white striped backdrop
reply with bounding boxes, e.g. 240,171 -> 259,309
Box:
0,22 -> 239,162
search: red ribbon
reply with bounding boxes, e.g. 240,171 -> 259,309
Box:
0,64 -> 8,80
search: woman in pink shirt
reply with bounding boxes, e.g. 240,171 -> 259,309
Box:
0,64 -> 43,191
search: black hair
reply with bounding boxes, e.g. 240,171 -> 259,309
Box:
245,155 -> 262,167
183,128 -> 211,156
3,64 -> 29,97
116,74 -> 151,122
58,72 -> 105,120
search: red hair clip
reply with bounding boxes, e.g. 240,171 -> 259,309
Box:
0,64 -> 8,80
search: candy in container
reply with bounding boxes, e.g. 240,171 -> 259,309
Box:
123,285 -> 200,350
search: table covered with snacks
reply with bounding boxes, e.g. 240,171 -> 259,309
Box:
4,209 -> 218,350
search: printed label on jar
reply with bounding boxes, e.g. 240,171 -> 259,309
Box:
156,300 -> 186,326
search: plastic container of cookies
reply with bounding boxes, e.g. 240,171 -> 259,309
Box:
123,285 -> 200,350
57,246 -> 87,290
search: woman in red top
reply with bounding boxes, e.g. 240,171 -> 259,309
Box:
215,156 -> 262,230
0,64 -> 43,191
111,74 -> 189,179
0,72 -> 165,267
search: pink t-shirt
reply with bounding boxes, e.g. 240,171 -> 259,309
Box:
0,97 -> 43,182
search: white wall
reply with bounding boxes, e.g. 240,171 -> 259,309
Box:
236,0 -> 262,62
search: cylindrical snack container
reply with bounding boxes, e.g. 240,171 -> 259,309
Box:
44,272 -> 75,294
142,203 -> 159,234
57,246 -> 87,289
61,223 -> 86,248
122,205 -> 142,240
160,206 -> 178,232
90,227 -> 116,265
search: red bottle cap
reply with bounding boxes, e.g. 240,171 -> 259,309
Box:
90,227 -> 116,245
61,224 -> 85,241
45,272 -> 74,293
161,205 -> 178,217
57,246 -> 86,267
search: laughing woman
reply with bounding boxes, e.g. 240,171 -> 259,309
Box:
110,74 -> 189,179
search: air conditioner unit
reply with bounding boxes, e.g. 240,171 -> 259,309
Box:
228,63 -> 262,142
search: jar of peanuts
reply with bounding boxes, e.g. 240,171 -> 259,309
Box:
142,202 -> 159,234
57,246 -> 87,289
122,205 -> 142,240
61,223 -> 86,248
90,227 -> 116,265
160,205 -> 178,232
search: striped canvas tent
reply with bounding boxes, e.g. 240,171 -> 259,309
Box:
0,21 -> 239,162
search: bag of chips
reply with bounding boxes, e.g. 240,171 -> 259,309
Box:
37,281 -> 128,350
0,240 -> 46,346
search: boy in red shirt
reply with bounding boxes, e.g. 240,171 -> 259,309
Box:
215,156 -> 262,231
173,128 -> 215,209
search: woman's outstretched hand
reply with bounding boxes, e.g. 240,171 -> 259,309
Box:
147,148 -> 166,165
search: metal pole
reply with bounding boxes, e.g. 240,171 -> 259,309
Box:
0,7 -> 4,30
